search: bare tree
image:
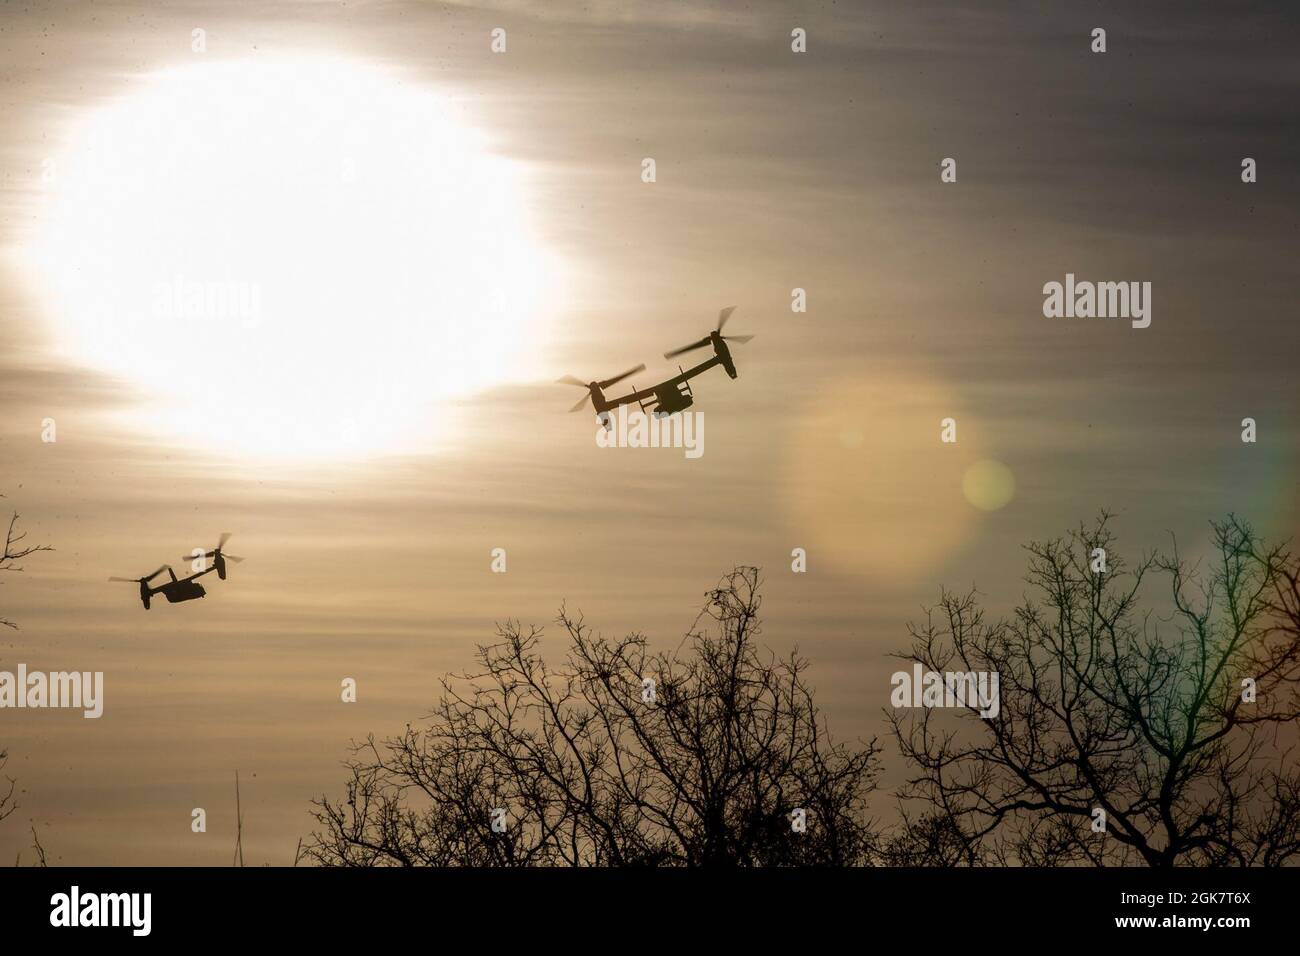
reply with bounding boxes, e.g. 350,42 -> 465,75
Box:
0,756 -> 12,828
308,567 -> 881,866
1,496 -> 50,826
0,497 -> 51,630
889,513 -> 1300,867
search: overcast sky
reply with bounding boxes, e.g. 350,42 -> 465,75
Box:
0,0 -> 1295,863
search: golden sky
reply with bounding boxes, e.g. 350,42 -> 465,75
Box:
0,0 -> 1296,863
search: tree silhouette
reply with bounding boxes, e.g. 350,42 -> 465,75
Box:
889,513 -> 1300,867
308,567 -> 881,866
0,496 -> 50,825
0,498 -> 50,630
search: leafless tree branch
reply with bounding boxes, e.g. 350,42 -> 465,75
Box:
307,568 -> 882,866
889,513 -> 1300,867
0,497 -> 52,630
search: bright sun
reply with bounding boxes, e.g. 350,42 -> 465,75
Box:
24,56 -> 552,459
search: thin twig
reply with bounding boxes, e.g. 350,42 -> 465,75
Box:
233,770 -> 245,867
31,826 -> 47,867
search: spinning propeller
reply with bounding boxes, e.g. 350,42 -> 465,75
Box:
663,306 -> 754,359
108,566 -> 168,585
184,532 -> 244,579
557,364 -> 646,412
109,566 -> 169,609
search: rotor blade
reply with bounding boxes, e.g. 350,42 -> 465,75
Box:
556,375 -> 588,387
722,334 -> 753,344
143,565 -> 168,581
569,392 -> 592,413
664,338 -> 710,359
217,532 -> 232,550
182,553 -> 215,563
223,554 -> 245,563
108,576 -> 136,583
599,364 -> 646,389
716,306 -> 737,332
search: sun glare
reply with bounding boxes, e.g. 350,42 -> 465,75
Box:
24,56 -> 553,459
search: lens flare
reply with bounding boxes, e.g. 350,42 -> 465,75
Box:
962,459 -> 1016,511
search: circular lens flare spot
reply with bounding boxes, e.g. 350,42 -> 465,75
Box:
785,370 -> 978,583
963,459 -> 1016,511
